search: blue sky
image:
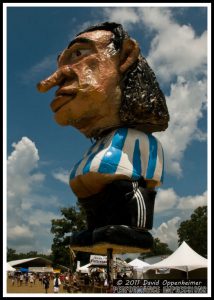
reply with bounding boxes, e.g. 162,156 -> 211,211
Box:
5,4 -> 210,255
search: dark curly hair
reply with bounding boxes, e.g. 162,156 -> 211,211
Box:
76,22 -> 169,135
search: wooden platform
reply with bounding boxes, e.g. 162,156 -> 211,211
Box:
70,242 -> 151,255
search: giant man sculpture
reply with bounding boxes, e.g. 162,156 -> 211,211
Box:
37,22 -> 169,254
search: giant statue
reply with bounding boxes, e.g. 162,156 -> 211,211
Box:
37,22 -> 169,255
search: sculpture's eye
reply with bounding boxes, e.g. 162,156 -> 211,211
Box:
70,49 -> 91,61
58,48 -> 92,66
75,50 -> 82,57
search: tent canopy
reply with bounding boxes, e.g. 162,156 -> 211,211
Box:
7,263 -> 16,272
77,263 -> 91,274
128,258 -> 150,269
144,241 -> 207,272
8,257 -> 52,267
19,267 -> 29,273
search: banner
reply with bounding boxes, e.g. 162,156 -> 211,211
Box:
28,267 -> 53,273
90,255 -> 107,266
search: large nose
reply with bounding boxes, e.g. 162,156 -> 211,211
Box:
37,65 -> 76,93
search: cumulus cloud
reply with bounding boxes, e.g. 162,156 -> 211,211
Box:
152,30 -> 206,81
155,188 -> 178,213
52,169 -> 69,184
152,216 -> 181,250
155,187 -> 207,214
28,210 -> 60,226
138,8 -> 207,82
20,54 -> 56,84
7,137 -> 44,200
7,137 -> 60,253
177,191 -> 207,210
103,7 -> 140,29
7,225 -> 34,239
155,77 -> 207,176
153,188 -> 207,249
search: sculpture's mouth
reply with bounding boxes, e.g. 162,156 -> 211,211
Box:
50,89 -> 77,113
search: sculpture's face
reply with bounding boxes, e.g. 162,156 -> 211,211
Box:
50,30 -> 122,137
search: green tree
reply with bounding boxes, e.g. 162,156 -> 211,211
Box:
7,248 -> 19,261
50,205 -> 87,268
177,206 -> 207,258
7,248 -> 53,261
139,238 -> 173,259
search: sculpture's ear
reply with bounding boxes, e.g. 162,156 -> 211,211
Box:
119,38 -> 140,74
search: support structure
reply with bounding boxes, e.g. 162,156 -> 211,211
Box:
107,248 -> 113,291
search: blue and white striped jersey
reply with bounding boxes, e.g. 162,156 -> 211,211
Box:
70,128 -> 164,187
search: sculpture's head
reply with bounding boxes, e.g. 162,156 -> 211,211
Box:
37,22 -> 169,139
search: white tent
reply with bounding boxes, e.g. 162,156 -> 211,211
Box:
128,258 -> 150,269
143,241 -> 207,274
8,257 -> 52,267
77,263 -> 91,274
7,263 -> 16,272
128,258 -> 150,279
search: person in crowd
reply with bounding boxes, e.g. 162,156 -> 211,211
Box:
59,273 -> 63,283
53,274 -> 61,293
43,275 -> 50,293
19,273 -> 24,286
39,273 -> 43,285
33,273 -> 36,285
72,273 -> 78,287
82,273 -> 90,293
99,269 -> 106,286
24,273 -> 28,286
29,273 -> 34,287
16,273 -> 20,286
11,273 -> 15,286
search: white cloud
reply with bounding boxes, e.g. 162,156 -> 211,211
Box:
155,188 -> 178,213
177,191 -> 207,210
7,137 -> 44,200
52,169 -> 69,184
152,217 -> 181,250
7,137 -> 61,253
20,54 -> 57,84
138,8 -> 207,82
103,7 -> 140,29
155,77 -> 207,176
153,189 -> 207,249
28,210 -> 59,226
138,7 -> 173,32
7,225 -> 34,239
155,188 -> 207,214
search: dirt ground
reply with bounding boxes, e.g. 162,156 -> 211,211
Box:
6,278 -> 107,294
7,278 -> 68,294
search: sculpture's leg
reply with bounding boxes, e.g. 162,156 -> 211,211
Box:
70,179 -> 157,254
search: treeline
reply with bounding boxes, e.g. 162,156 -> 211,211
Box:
7,248 -> 53,262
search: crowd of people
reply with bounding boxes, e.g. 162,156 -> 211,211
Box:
8,267 -> 132,293
8,271 -> 63,293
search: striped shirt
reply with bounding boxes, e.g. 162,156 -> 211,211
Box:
70,127 -> 164,186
